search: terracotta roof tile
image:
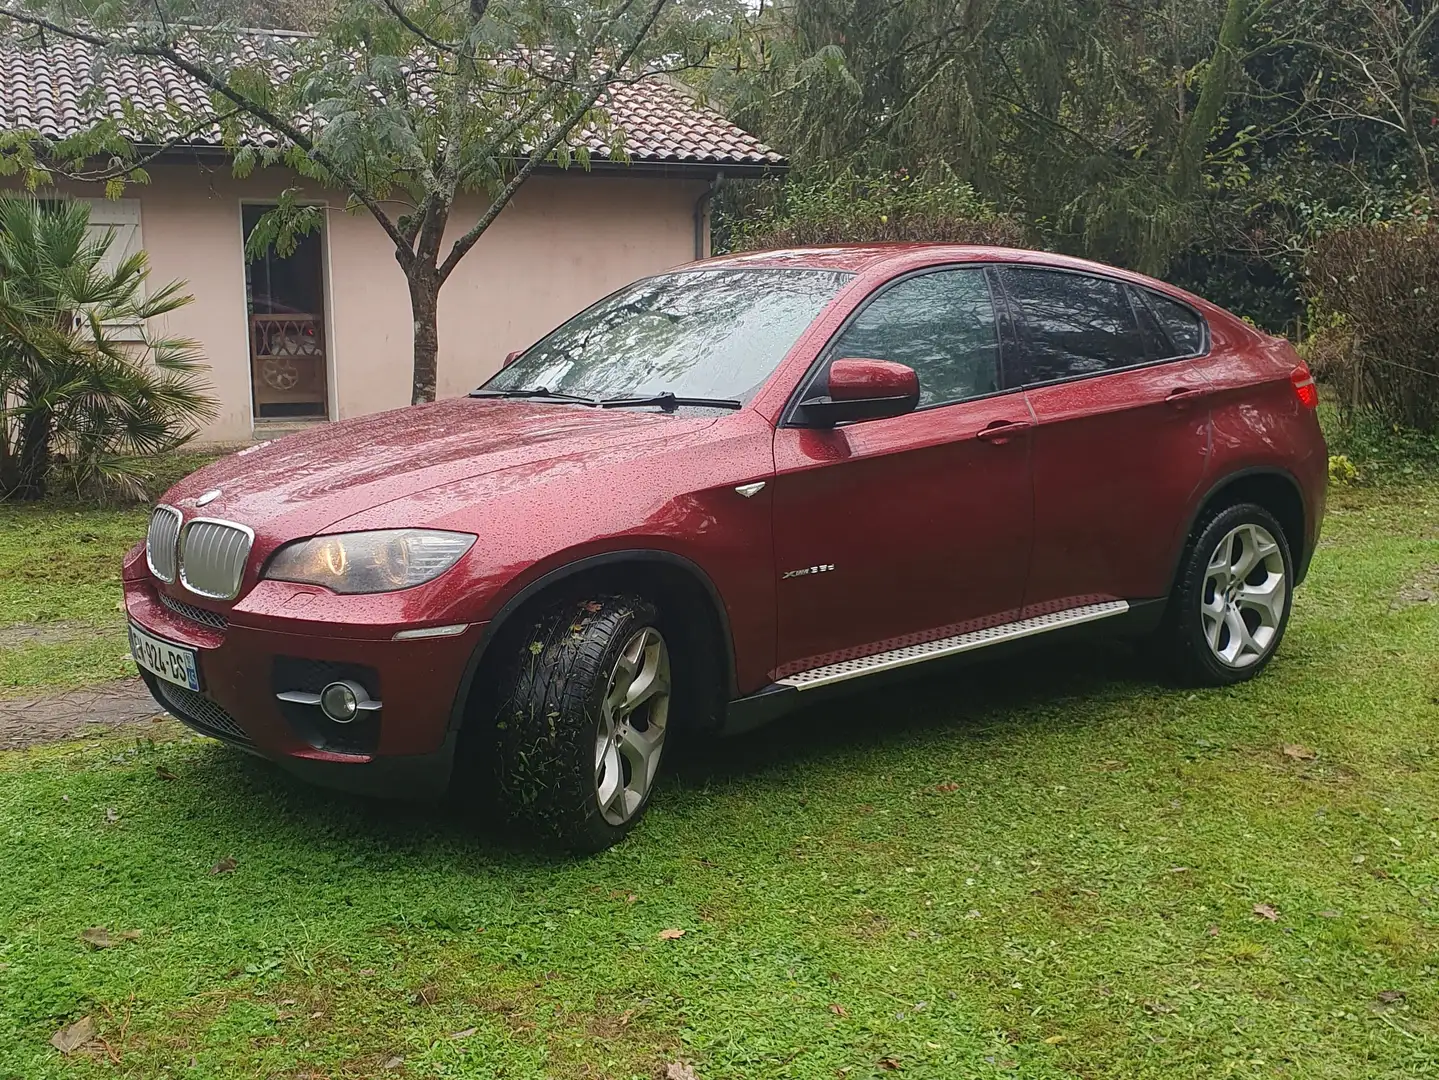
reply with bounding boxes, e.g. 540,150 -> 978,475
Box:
0,31 -> 784,170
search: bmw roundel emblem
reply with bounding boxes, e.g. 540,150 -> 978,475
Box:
195,489 -> 222,507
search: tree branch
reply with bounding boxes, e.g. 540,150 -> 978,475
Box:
0,8 -> 417,267
437,0 -> 671,282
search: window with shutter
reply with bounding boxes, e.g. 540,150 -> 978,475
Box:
81,198 -> 146,342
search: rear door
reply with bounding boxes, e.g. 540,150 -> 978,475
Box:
996,267 -> 1212,611
771,266 -> 1034,677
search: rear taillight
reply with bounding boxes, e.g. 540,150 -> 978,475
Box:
1290,366 -> 1319,409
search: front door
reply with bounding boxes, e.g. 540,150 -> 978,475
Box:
772,267 -> 1034,678
995,266 -> 1212,611
243,205 -> 330,421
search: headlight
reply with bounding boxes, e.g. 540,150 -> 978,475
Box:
263,530 -> 476,594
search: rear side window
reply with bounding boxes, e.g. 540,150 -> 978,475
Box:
1140,289 -> 1206,357
999,268 -> 1147,385
828,268 -> 1000,409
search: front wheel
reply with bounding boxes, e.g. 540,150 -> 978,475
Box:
492,595 -> 672,852
1159,502 -> 1294,686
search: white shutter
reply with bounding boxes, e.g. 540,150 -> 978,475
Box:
81,198 -> 145,341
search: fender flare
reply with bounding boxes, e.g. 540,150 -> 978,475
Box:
1167,465 -> 1310,593
444,548 -> 738,738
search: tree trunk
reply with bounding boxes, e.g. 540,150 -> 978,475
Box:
1173,0 -> 1249,196
11,406 -> 52,501
408,270 -> 441,405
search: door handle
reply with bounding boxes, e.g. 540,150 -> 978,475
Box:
976,419 -> 1033,443
1165,386 -> 1203,406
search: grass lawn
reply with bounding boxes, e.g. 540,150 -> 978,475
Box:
0,452 -> 222,696
0,477 -> 1437,1078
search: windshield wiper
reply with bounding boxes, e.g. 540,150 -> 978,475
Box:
468,386 -> 597,404
469,388 -> 742,412
597,393 -> 742,412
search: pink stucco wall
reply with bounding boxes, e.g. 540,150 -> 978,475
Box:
84,164 -> 709,442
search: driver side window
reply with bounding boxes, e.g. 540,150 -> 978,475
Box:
829,268 -> 1000,409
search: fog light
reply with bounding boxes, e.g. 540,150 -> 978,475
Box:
319,680 -> 363,723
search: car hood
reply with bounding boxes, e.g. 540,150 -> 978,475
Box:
165,398 -> 717,539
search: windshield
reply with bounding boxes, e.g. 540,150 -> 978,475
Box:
481,268 -> 852,403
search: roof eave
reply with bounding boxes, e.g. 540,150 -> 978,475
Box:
130,143 -> 788,179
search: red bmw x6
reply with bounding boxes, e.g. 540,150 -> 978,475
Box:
125,245 -> 1326,850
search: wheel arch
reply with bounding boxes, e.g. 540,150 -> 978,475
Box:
1173,467 -> 1310,591
446,549 -> 738,741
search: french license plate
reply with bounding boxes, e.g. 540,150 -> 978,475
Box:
128,623 -> 200,691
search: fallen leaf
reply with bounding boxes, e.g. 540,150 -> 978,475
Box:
104,808 -> 119,824
210,857 -> 236,875
829,1003 -> 849,1017
878,1056 -> 902,1071
155,766 -> 178,780
1282,744 -> 1317,761
1318,909 -> 1341,919
49,1016 -> 96,1055
1205,925 -> 1220,937
657,928 -> 686,940
1377,990 -> 1406,1005
1252,903 -> 1279,921
1043,1034 -> 1068,1045
79,927 -> 141,949
448,1027 -> 476,1040
382,1056 -> 404,1070
665,1064 -> 699,1080
935,781 -> 960,793
584,601 -> 603,613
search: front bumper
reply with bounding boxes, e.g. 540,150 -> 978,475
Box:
125,575 -> 486,800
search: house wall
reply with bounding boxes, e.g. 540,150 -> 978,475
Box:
55,164 -> 710,442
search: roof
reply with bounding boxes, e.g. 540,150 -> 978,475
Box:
0,31 -> 784,174
698,243 -> 1224,309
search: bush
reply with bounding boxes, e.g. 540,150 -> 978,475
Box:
0,197 -> 216,502
720,167 -> 1026,253
1303,223 -> 1439,433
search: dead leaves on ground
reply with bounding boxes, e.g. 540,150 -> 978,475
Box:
1252,903 -> 1280,921
664,1064 -> 699,1080
210,856 -> 237,875
50,1016 -> 96,1055
1282,743 -> 1318,762
79,927 -> 140,949
656,928 -> 686,941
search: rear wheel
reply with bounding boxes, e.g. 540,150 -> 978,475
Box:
492,595 -> 672,852
1159,502 -> 1293,686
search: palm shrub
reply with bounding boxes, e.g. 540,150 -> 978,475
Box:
0,196 -> 216,501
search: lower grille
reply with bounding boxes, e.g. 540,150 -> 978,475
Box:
159,592 -> 229,630
153,679 -> 251,743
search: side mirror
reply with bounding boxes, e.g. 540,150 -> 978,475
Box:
502,350 -> 522,368
797,358 -> 920,427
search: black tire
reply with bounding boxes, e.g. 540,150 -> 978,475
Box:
1158,501 -> 1295,687
492,594 -> 670,853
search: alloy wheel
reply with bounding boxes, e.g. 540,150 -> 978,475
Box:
594,625 -> 671,825
1201,522 -> 1287,668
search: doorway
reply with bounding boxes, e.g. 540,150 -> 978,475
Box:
243,204 -> 330,420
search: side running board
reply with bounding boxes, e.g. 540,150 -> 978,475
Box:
776,601 -> 1130,691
